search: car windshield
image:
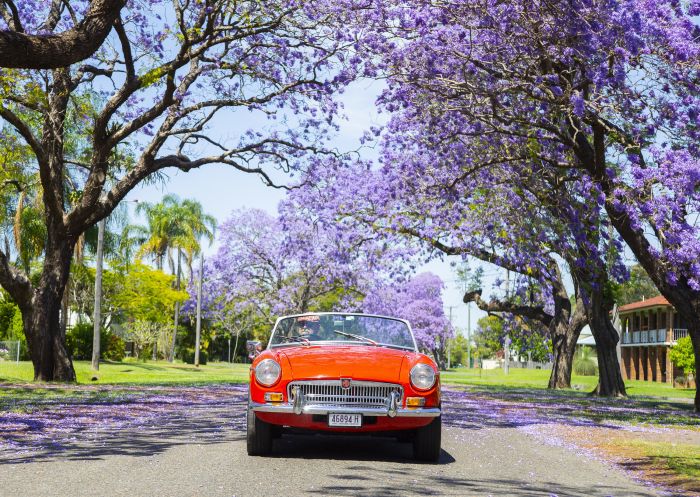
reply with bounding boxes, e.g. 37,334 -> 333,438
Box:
269,314 -> 416,351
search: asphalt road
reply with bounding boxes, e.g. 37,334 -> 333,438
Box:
0,401 -> 661,497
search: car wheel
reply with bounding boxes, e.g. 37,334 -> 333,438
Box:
413,415 -> 441,462
247,404 -> 273,456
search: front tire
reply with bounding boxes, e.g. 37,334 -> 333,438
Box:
247,405 -> 273,456
413,415 -> 441,462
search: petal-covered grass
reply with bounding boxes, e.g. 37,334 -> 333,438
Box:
441,386 -> 699,495
0,360 -> 250,385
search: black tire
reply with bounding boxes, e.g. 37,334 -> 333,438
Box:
413,415 -> 441,462
247,405 -> 273,456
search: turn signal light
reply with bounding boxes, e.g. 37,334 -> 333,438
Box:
405,397 -> 426,407
264,392 -> 284,402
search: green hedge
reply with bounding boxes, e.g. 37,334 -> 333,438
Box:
66,323 -> 126,361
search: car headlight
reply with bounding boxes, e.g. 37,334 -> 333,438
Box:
410,363 -> 436,390
255,359 -> 281,386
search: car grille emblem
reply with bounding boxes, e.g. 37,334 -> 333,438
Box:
340,378 -> 352,389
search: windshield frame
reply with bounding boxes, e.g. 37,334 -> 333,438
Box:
268,312 -> 418,352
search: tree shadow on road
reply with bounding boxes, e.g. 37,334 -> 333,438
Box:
269,432 -> 456,464
0,386 -> 248,465
305,473 -> 657,497
0,406 -> 247,464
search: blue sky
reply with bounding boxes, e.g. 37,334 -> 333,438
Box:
124,79 -> 492,336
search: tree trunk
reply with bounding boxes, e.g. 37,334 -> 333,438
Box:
233,330 -> 241,363
547,267 -> 586,389
548,322 -> 580,389
670,303 -> 700,412
20,240 -> 77,381
690,325 -> 700,411
586,290 -> 626,397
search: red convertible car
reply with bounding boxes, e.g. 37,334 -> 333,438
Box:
247,312 -> 441,461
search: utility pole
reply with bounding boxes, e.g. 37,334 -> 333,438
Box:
504,269 -> 510,375
504,335 -> 511,375
447,306 -> 452,370
194,254 -> 204,367
91,218 -> 105,371
169,249 -> 181,362
467,302 -> 472,368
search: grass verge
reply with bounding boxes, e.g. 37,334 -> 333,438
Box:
441,367 -> 696,400
0,360 -> 250,386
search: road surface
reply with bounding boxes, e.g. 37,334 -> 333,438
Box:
0,387 -> 663,497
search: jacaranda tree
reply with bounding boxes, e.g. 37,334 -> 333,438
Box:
363,272 -> 454,369
191,208 -> 390,333
324,0 -> 700,401
286,155 -> 620,392
0,0 -> 363,381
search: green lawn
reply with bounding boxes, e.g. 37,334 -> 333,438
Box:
1,360 -> 693,400
441,367 -> 696,400
0,360 -> 250,385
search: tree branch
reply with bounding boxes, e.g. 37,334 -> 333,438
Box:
463,289 -> 553,327
0,247 -> 32,311
0,0 -> 126,69
0,106 -> 45,163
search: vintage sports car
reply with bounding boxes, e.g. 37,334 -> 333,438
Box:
247,312 -> 441,461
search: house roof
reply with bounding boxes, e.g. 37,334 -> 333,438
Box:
618,295 -> 671,313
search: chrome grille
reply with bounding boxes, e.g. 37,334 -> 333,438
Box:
288,380 -> 402,408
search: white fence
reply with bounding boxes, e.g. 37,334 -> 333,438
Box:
481,359 -> 552,370
0,340 -> 20,364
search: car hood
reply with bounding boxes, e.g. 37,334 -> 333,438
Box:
280,345 -> 408,383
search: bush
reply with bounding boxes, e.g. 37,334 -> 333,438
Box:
66,323 -> 126,361
670,336 -> 696,375
103,334 -> 126,361
182,348 -> 208,365
573,357 -> 598,376
674,375 -> 688,388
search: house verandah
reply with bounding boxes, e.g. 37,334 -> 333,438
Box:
618,295 -> 689,384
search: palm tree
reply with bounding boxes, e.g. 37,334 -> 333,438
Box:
134,199 -> 173,271
135,195 -> 216,360
172,198 -> 217,280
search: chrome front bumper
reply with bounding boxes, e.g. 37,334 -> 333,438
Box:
250,401 -> 441,418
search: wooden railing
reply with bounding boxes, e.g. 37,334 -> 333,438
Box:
621,329 -> 680,345
673,328 -> 689,341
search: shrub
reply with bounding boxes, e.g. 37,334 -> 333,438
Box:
674,375 -> 688,388
670,336 -> 696,375
182,348 -> 208,365
66,323 -> 95,360
66,323 -> 126,361
103,334 -> 126,361
573,357 -> 598,376
573,346 -> 598,376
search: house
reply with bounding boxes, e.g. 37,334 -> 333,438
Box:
618,295 -> 690,384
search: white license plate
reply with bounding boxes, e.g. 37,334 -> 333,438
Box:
328,413 -> 362,427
